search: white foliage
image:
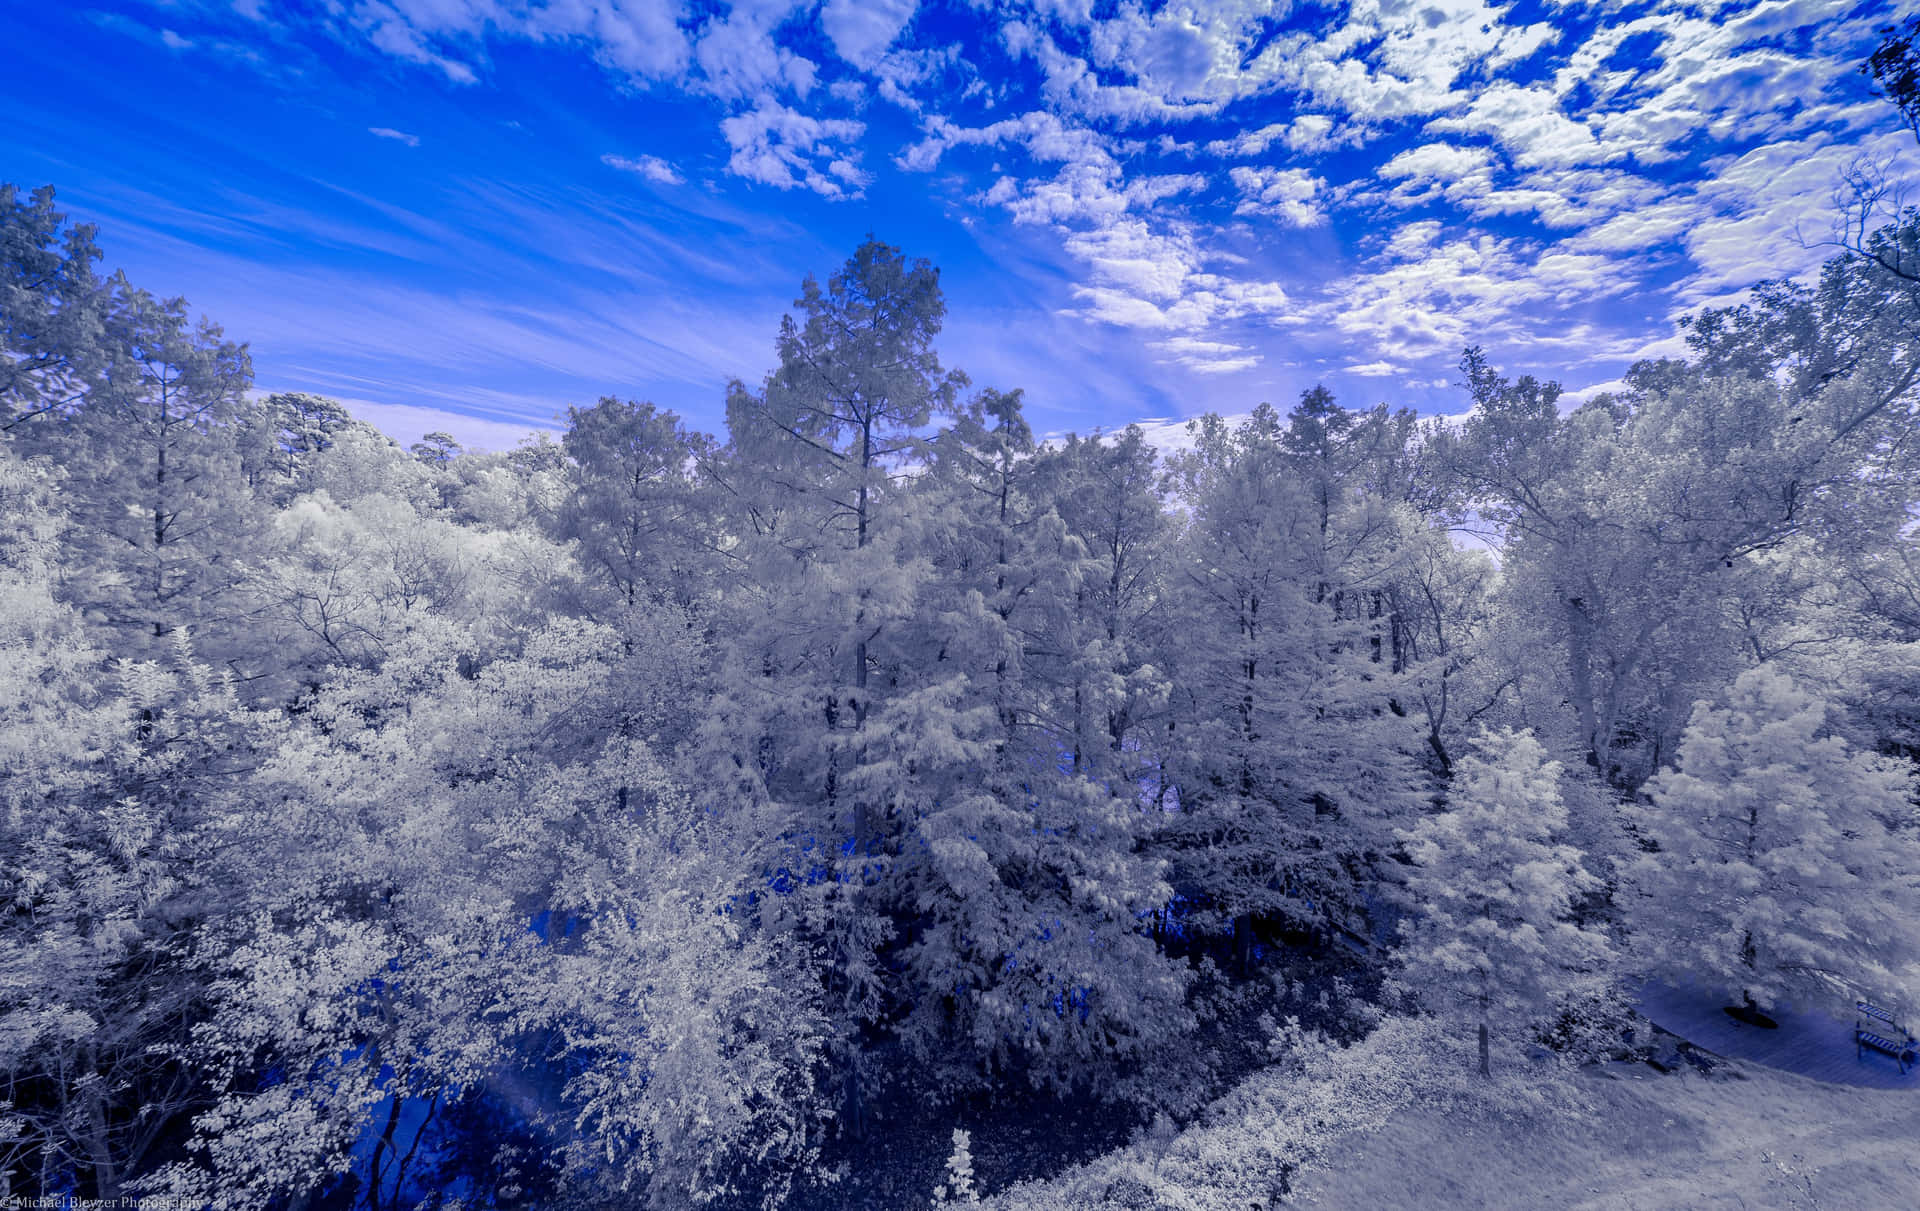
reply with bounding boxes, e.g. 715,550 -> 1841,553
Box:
1398,728 -> 1614,1071
932,1127 -> 980,1205
1628,665 -> 1920,1012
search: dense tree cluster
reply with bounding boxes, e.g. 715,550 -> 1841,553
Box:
2,177 -> 1917,1206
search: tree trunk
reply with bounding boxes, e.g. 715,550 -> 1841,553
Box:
843,1062 -> 866,1142
1478,1019 -> 1491,1078
1562,594 -> 1601,769
365,1089 -> 403,1211
83,1091 -> 118,1197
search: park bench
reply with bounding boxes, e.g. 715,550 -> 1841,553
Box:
1854,1000 -> 1917,1074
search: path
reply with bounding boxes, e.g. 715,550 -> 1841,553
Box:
1300,1062 -> 1920,1209
1634,980 -> 1917,1091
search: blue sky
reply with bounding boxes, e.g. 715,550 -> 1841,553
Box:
3,0 -> 1914,449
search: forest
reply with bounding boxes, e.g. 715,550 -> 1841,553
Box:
4,58 -> 1920,1205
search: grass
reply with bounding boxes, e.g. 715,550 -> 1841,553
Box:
1298,1060 -> 1920,1210
986,1013 -> 1920,1211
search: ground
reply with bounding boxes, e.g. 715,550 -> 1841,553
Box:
1298,1061 -> 1920,1210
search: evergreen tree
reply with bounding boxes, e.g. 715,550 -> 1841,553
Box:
0,436 -> 254,1194
880,395 -> 1191,1094
1,184 -> 110,430
559,395 -> 720,618
239,390 -> 352,504
712,238 -> 967,1131
1158,403 -> 1426,956
44,286 -> 260,663
1629,666 -> 1920,1012
1399,728 -> 1613,1076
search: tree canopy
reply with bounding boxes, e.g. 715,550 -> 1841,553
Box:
3,184 -> 1917,1207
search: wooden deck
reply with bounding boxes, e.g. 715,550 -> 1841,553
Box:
1635,980 -> 1920,1091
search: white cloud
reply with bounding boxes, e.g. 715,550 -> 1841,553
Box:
368,126 -> 421,147
1342,360 -> 1404,377
1268,0 -> 1517,123
129,0 -> 1912,421
821,0 -> 917,71
999,2 -> 1319,126
693,4 -> 818,101
1382,220 -> 1443,260
1490,20 -> 1559,69
1377,142 -> 1491,184
1284,113 -> 1339,154
1559,378 -> 1629,406
1125,412 -> 1252,455
1563,202 -> 1696,253
1151,334 -> 1261,374
1672,128 -> 1920,304
602,153 -> 685,185
356,8 -> 480,84
1228,166 -> 1325,226
720,99 -> 869,197
327,396 -> 559,454
580,0 -> 692,79
1205,113 -> 1349,158
1313,231 -> 1634,365
898,108 -> 1116,176
1206,121 -> 1287,157
1428,84 -> 1613,169
323,0 -> 690,86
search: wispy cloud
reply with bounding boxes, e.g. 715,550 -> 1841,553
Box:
601,153 -> 685,185
1151,335 -> 1261,375
29,0 -> 1906,436
1342,361 -> 1406,378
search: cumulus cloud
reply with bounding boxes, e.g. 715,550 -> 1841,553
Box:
720,99 -> 869,197
1313,230 -> 1642,366
693,5 -> 819,102
1383,220 -> 1444,260
146,0 -> 1907,407
1378,142 -> 1491,185
1672,128 -> 1920,304
1206,113 -> 1349,158
1228,166 -> 1325,226
821,0 -> 917,71
1427,84 -> 1614,169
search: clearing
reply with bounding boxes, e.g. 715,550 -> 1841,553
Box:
1299,1060 -> 1920,1210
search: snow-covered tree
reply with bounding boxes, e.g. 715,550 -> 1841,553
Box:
1398,728 -> 1613,1076
1,185 -> 110,430
930,1127 -> 980,1206
146,615 -> 825,1209
32,285 -> 261,663
1157,402 -> 1426,954
237,390 -> 353,503
1628,666 -> 1920,1013
559,395 -> 721,619
1,437 -> 256,1195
